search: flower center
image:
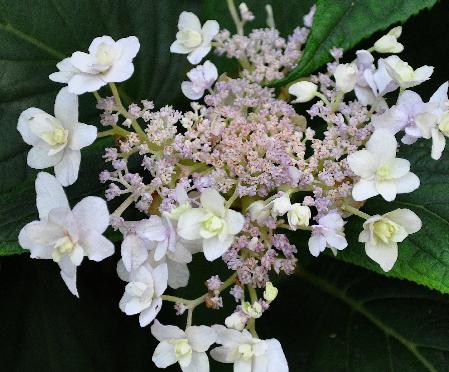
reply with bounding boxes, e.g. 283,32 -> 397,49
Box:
238,344 -> 255,359
373,219 -> 400,244
173,339 -> 192,359
202,214 -> 224,234
96,42 -> 117,66
376,163 -> 392,181
52,235 -> 75,262
178,30 -> 202,48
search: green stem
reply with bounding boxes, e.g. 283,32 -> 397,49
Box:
226,0 -> 244,35
296,266 -> 437,372
109,83 -> 147,138
97,126 -> 130,139
342,204 -> 371,220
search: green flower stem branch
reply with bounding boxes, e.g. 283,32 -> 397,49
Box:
162,272 -> 238,327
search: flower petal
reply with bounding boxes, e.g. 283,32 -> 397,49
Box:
79,229 -> 114,262
265,339 -> 289,372
365,240 -> 398,272
376,180 -> 397,201
188,45 -> 211,65
152,340 -> 177,368
167,260 -> 190,289
182,81 -> 204,100
178,11 -> 202,32
73,196 -> 110,233
69,123 -> 97,150
395,172 -> 420,194
68,73 -> 106,95
58,256 -> 79,297
308,234 -> 327,257
225,209 -> 245,235
201,20 -> 219,42
17,108 -> 46,145
431,128 -> 446,160
203,235 -> 233,261
386,209 -> 422,235
200,188 -> 225,216
352,179 -> 378,201
54,87 -> 79,126
35,172 -> 69,219
116,36 -> 140,60
186,325 -> 216,352
366,129 -> 397,161
139,297 -> 162,327
181,352 -> 209,372
151,320 -> 185,342
27,145 -> 63,169
121,234 -> 148,272
177,209 -> 209,240
347,150 -> 378,178
54,149 -> 81,186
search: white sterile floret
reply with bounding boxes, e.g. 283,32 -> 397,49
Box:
384,55 -> 433,89
288,81 -> 318,103
170,11 -> 219,65
359,208 -> 421,271
151,320 -> 216,371
354,50 -> 398,109
225,312 -> 247,331
308,211 -> 348,257
373,26 -> 404,54
347,129 -> 420,202
333,63 -> 358,93
269,194 -> 292,218
247,200 -> 270,226
177,189 -> 245,261
18,172 -> 114,297
119,262 -> 168,327
211,325 -> 288,372
50,36 -> 140,95
121,216 -> 194,289
287,203 -> 311,230
181,60 -> 218,100
17,87 -> 97,186
415,82 -> 449,160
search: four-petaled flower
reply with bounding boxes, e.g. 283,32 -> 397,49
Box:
359,209 -> 421,271
210,325 -> 288,372
308,211 -> 348,257
18,172 -> 114,297
177,189 -> 245,261
118,262 -> 168,327
170,11 -> 219,64
50,35 -> 140,95
347,129 -> 420,202
17,87 -> 97,186
181,60 -> 218,100
151,320 -> 216,371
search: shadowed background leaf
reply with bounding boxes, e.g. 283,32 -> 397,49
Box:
1,0 -> 449,371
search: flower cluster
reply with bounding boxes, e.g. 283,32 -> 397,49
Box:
16,1 -> 447,371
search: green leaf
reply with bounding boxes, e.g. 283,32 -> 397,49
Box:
336,141 -> 449,294
0,0 -> 200,255
283,260 -> 449,372
273,0 -> 438,87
